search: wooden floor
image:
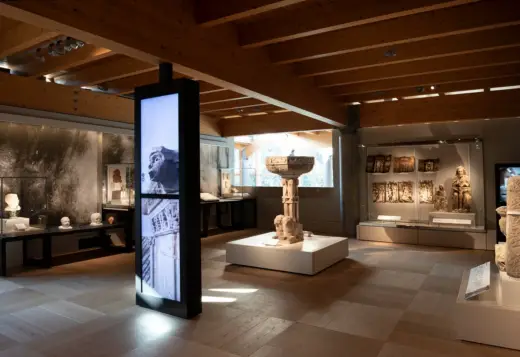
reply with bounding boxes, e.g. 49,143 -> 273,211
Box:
0,230 -> 516,357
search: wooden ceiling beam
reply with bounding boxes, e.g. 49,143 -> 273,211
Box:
269,0 -> 520,64
201,98 -> 270,113
330,63 -> 520,97
214,104 -> 283,118
294,26 -> 520,77
195,0 -> 308,27
316,47 -> 520,88
0,21 -> 59,58
0,71 -> 132,123
220,111 -> 332,136
24,45 -> 114,78
0,1 -> 346,127
53,54 -> 155,86
199,90 -> 248,104
342,76 -> 520,103
102,70 -> 187,95
239,0 -> 475,48
359,89 -> 520,127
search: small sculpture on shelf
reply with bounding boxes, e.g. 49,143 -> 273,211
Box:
4,193 -> 21,218
90,212 -> 102,226
433,185 -> 448,212
452,166 -> 472,212
59,216 -> 72,230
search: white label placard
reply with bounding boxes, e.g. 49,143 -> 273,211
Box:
432,218 -> 472,225
377,215 -> 401,221
14,223 -> 27,231
465,262 -> 491,299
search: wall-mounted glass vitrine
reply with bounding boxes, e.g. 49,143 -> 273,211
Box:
359,139 -> 485,231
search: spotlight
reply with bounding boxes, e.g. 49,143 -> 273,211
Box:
430,85 -> 436,90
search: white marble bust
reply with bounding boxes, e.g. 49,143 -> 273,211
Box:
90,212 -> 102,226
59,216 -> 72,230
4,193 -> 20,212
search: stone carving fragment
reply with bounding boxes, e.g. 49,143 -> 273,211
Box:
495,243 -> 507,272
506,176 -> 520,278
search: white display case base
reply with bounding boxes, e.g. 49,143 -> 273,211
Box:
455,266 -> 520,350
429,211 -> 476,227
1,217 -> 30,232
226,232 -> 349,275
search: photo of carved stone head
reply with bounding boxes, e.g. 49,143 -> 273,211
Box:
398,181 -> 414,203
140,94 -> 180,195
146,146 -> 179,194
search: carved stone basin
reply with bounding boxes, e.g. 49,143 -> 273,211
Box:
265,156 -> 315,179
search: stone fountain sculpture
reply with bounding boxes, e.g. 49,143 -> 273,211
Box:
266,156 -> 315,244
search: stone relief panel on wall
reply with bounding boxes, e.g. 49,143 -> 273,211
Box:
398,181 -> 414,203
372,182 -> 386,203
385,181 -> 398,203
419,180 -> 434,204
393,156 -> 415,173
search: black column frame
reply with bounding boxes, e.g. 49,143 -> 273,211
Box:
134,78 -> 201,319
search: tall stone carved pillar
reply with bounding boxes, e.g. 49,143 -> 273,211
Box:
506,176 -> 520,278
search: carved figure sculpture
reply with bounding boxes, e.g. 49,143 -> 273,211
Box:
497,206 -> 507,236
59,216 -> 72,230
147,146 -> 179,194
495,243 -> 507,272
274,215 -> 284,238
282,216 -> 302,244
433,185 -> 448,212
90,212 -> 102,226
266,156 -> 314,244
452,166 -> 472,212
4,193 -> 21,218
506,176 -> 520,278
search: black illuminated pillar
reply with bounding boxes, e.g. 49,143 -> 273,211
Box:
134,69 -> 201,319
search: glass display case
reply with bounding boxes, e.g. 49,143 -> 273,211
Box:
0,176 -> 48,234
359,139 -> 485,231
102,164 -> 135,208
220,168 -> 256,199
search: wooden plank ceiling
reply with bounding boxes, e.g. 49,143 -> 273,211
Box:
0,0 -> 519,133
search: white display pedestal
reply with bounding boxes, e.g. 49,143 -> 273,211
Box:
455,266 -> 520,350
429,212 -> 476,227
1,217 -> 30,232
226,232 -> 349,275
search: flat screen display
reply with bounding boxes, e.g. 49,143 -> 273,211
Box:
140,94 -> 180,195
497,166 -> 520,206
141,198 -> 181,301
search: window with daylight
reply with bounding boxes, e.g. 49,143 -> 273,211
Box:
234,131 -> 334,188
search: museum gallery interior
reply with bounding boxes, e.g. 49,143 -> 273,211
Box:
0,1 -> 519,356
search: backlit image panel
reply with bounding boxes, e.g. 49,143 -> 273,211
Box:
141,198 -> 180,301
140,94 -> 180,195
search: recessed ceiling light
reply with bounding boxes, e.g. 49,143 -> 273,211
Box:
247,112 -> 268,116
365,99 -> 386,103
350,101 -> 361,105
430,85 -> 435,90
490,85 -> 520,91
402,93 -> 439,99
391,97 -> 398,101
445,89 -> 484,95
223,115 -> 241,119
